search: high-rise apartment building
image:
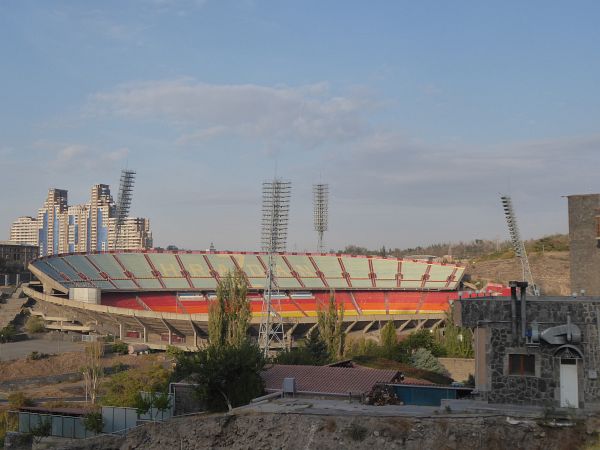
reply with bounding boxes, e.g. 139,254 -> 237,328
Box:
9,216 -> 39,245
37,189 -> 68,256
109,217 -> 153,250
9,184 -> 152,256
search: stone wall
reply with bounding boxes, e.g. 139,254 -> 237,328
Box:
459,297 -> 600,408
569,194 -> 600,296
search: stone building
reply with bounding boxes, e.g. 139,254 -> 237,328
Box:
0,241 -> 39,270
457,285 -> 600,409
568,193 -> 600,297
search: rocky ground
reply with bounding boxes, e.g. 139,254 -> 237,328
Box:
22,410 -> 599,450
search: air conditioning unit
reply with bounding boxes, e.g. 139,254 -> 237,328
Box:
282,377 -> 296,396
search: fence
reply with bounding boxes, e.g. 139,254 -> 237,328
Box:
13,392 -> 174,439
17,412 -> 96,439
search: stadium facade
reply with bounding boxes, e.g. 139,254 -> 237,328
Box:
9,185 -> 152,255
24,250 -> 480,349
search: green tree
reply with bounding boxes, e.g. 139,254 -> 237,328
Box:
208,270 -> 250,347
102,365 -> 171,407
434,311 -> 474,358
345,336 -> 380,358
275,328 -> 329,365
379,321 -> 399,359
399,329 -> 446,358
134,391 -> 172,421
317,291 -> 345,360
304,328 -> 329,364
177,342 -> 265,412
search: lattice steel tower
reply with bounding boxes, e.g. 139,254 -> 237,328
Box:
114,169 -> 136,250
313,184 -> 329,252
258,179 -> 291,355
500,195 -> 540,296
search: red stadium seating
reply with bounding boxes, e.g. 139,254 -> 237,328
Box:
100,289 -> 491,317
139,293 -> 180,313
179,299 -> 210,314
101,293 -> 144,310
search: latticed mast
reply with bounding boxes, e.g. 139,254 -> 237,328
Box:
500,195 -> 539,296
313,184 -> 329,252
258,179 -> 291,355
114,169 -> 136,250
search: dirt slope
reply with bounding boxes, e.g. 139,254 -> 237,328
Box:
466,251 -> 570,296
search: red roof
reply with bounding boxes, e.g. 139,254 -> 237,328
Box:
262,364 -> 402,395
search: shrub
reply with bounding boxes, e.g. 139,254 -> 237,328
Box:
0,325 -> 17,343
348,423 -> 368,441
0,410 -> 20,447
110,362 -> 128,374
101,366 -> 171,407
165,345 -> 184,359
28,351 -> 49,361
82,411 -> 104,434
28,417 -> 51,443
111,341 -> 129,355
410,348 -> 449,376
8,392 -> 34,408
25,315 -> 45,334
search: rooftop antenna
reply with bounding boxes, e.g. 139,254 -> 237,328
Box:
258,179 -> 291,356
500,195 -> 539,296
114,169 -> 136,250
313,184 -> 329,252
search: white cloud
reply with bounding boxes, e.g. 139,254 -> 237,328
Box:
51,144 -> 129,170
89,79 -> 372,148
55,144 -> 86,164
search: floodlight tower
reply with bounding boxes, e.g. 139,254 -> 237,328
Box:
313,184 -> 329,252
258,179 -> 291,356
500,195 -> 539,296
114,169 -> 136,250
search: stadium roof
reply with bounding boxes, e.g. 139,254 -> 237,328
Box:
30,250 -> 465,292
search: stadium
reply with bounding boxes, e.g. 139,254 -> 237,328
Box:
20,249 -> 483,350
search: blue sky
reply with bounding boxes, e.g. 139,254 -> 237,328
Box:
2,0 -> 600,251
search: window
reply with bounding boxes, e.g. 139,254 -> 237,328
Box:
508,354 -> 535,376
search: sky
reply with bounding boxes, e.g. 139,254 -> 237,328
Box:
1,1 -> 600,252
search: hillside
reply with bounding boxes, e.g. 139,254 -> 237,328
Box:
466,251 -> 570,296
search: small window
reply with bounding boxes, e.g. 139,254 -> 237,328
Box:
508,354 -> 535,376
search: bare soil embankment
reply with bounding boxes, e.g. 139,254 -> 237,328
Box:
466,251 -> 570,296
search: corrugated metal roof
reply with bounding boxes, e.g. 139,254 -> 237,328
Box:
262,364 -> 402,395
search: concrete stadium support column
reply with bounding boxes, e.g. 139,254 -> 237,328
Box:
3,275 -> 7,286
15,274 -> 20,285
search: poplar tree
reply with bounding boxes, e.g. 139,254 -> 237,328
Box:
208,270 -> 251,347
317,291 -> 345,360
